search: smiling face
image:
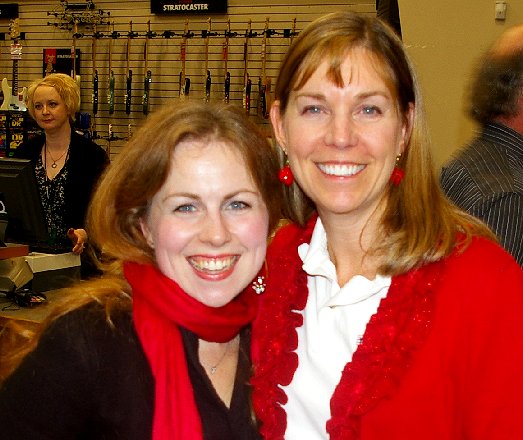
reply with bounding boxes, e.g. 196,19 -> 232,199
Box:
140,139 -> 269,308
32,85 -> 71,133
272,48 -> 412,225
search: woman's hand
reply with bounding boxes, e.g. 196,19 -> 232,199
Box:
67,228 -> 88,254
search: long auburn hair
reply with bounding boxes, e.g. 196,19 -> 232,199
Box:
273,11 -> 494,275
1,101 -> 282,381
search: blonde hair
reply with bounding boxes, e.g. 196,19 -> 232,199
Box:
274,12 -> 494,275
26,73 -> 80,122
1,101 -> 282,381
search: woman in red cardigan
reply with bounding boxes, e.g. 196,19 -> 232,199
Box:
251,11 -> 523,439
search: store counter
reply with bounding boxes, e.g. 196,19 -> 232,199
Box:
25,252 -> 81,292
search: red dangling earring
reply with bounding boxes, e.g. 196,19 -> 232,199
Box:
278,161 -> 294,186
390,154 -> 405,186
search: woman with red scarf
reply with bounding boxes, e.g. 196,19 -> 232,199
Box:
251,12 -> 523,439
0,101 -> 281,439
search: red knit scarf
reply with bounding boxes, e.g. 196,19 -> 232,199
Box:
124,261 -> 258,440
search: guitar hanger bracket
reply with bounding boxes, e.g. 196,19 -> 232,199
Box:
224,30 -> 238,38
7,32 -> 25,41
201,30 -> 218,38
162,30 -> 179,38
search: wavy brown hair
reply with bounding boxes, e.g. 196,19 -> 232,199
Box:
272,11 -> 494,275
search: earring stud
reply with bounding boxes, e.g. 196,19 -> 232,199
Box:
251,276 -> 266,294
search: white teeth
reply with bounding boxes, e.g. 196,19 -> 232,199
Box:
318,163 -> 365,177
189,256 -> 237,272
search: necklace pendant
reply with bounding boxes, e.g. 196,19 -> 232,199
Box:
210,366 -> 217,374
51,162 -> 57,169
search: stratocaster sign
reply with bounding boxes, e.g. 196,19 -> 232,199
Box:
151,0 -> 227,14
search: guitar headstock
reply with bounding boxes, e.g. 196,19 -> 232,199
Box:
45,53 -> 55,76
9,18 -> 20,42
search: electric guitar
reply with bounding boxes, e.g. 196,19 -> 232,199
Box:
204,18 -> 212,102
108,21 -> 117,115
70,21 -> 81,83
258,17 -> 272,119
179,20 -> 191,99
223,19 -> 233,104
142,20 -> 153,115
92,23 -> 99,116
1,19 -> 27,112
243,20 -> 252,115
125,21 -> 135,115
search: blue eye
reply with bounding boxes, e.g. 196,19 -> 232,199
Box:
228,201 -> 249,210
175,204 -> 196,213
362,106 -> 381,115
303,105 -> 321,114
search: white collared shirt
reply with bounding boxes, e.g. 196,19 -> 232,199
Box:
282,218 -> 391,439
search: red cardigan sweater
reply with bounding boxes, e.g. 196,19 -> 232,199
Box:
251,218 -> 523,439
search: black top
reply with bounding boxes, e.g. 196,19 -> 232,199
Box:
0,302 -> 260,440
14,130 -> 109,232
440,122 -> 523,266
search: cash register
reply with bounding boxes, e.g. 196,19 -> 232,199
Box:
0,157 -> 80,294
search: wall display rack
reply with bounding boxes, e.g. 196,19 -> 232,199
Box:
40,17 -> 300,142
0,0 -> 376,159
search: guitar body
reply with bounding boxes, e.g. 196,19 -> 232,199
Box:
257,78 -> 266,117
0,78 -> 26,111
2,20 -> 27,112
92,70 -> 99,115
205,70 -> 211,102
125,71 -> 132,115
179,73 -> 190,99
263,78 -> 272,119
224,72 -> 231,104
243,77 -> 252,115
142,70 -> 152,115
108,72 -> 115,114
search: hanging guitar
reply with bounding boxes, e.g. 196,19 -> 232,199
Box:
70,21 -> 81,83
92,23 -> 99,117
258,17 -> 272,119
125,21 -> 136,115
203,18 -> 212,102
108,21 -> 117,115
223,19 -> 233,104
242,20 -> 253,115
179,20 -> 192,99
142,20 -> 153,115
1,19 -> 27,112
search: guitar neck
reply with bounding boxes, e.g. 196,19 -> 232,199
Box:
11,59 -> 18,94
125,21 -> 134,115
243,21 -> 252,114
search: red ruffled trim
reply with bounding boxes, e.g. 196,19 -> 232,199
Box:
251,217 -> 443,439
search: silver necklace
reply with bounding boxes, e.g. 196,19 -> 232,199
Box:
45,143 -> 69,168
203,340 -> 233,375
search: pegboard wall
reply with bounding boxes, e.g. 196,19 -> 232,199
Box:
0,0 -> 375,158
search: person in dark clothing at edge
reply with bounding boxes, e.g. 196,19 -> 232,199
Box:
440,25 -> 523,266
